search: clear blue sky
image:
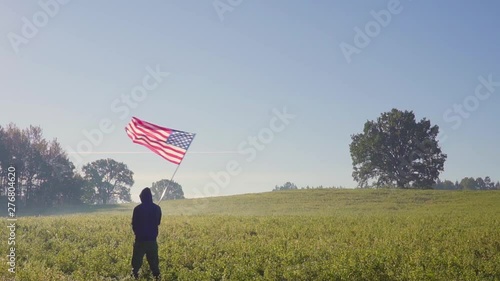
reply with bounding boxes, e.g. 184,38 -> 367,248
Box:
1,0 -> 499,201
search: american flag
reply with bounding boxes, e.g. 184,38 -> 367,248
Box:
125,117 -> 195,165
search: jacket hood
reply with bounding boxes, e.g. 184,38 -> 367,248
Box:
139,187 -> 153,204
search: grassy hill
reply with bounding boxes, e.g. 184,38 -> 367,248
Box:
24,188 -> 500,216
158,188 -> 500,216
3,189 -> 499,280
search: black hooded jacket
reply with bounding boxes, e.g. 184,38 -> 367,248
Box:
132,188 -> 162,242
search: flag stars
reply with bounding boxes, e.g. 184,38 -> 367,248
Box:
165,131 -> 195,150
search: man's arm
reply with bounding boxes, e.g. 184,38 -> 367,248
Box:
131,207 -> 138,235
157,206 -> 162,226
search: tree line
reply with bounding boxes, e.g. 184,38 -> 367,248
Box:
434,177 -> 500,190
0,123 -> 184,209
273,182 -> 346,191
273,179 -> 499,192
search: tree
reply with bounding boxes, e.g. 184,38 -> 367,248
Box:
151,179 -> 184,201
0,126 -> 8,168
0,127 -> 8,192
272,181 -> 298,191
0,124 -> 86,207
459,177 -> 477,190
434,179 -> 457,190
483,176 -> 494,190
349,109 -> 447,188
38,140 -> 85,206
436,177 -> 499,191
475,177 -> 486,190
82,158 -> 133,204
2,124 -> 46,205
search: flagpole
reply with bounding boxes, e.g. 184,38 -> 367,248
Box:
157,164 -> 180,203
157,133 -> 196,204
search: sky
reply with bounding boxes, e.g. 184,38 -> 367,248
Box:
1,0 -> 499,202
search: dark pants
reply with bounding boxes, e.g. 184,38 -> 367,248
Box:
131,241 -> 160,278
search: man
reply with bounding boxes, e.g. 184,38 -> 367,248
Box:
131,187 -> 162,280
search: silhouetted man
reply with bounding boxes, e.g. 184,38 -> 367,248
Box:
131,187 -> 162,280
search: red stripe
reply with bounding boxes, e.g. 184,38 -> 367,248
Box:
128,122 -> 185,156
126,117 -> 193,165
131,118 -> 171,141
126,125 -> 185,160
133,117 -> 171,139
127,130 -> 183,164
132,138 -> 181,164
130,118 -> 186,155
126,125 -> 185,164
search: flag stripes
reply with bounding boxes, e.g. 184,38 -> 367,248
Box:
125,117 -> 195,165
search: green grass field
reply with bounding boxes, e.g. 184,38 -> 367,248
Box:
1,189 -> 499,280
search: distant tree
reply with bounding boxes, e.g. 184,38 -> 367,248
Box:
483,176 -> 494,190
151,179 -> 184,201
350,109 -> 447,189
82,158 -> 133,204
434,179 -> 458,190
272,182 -> 298,191
443,180 -> 457,190
459,177 -> 477,190
475,177 -> 486,190
435,177 -> 500,191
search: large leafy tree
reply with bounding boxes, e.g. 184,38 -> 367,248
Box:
349,109 -> 447,189
82,158 -> 133,204
151,179 -> 184,201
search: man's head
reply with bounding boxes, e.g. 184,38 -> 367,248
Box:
139,187 -> 153,203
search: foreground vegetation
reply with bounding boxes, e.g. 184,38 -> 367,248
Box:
1,189 -> 499,280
